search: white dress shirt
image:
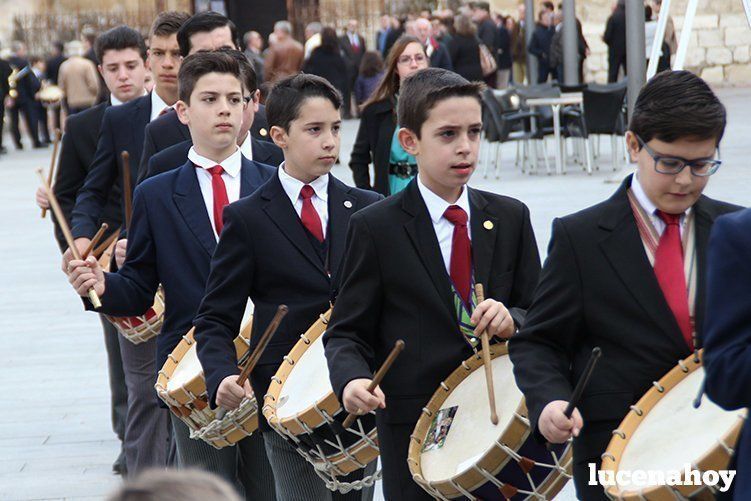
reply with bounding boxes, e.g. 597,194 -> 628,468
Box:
149,90 -> 172,122
631,173 -> 689,237
239,133 -> 253,160
417,176 -> 472,274
188,146 -> 243,239
278,162 -> 329,239
111,89 -> 146,107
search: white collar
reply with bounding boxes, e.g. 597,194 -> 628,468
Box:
110,89 -> 146,107
150,89 -> 172,121
417,175 -> 471,224
631,173 -> 691,219
278,161 -> 329,202
239,133 -> 253,160
188,146 -> 242,177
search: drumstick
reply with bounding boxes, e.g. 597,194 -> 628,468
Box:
215,305 -> 288,420
41,128 -> 61,219
121,151 -> 133,231
81,223 -> 108,259
474,284 -> 499,425
36,169 -> 101,308
342,339 -> 405,429
92,229 -> 120,259
564,347 -> 601,419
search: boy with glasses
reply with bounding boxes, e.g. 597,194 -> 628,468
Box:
509,70 -> 741,500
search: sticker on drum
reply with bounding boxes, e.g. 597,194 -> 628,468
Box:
423,406 -> 459,452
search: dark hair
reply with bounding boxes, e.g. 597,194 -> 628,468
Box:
216,47 -> 257,93
359,51 -> 384,78
94,25 -> 147,64
398,68 -> 484,138
265,73 -> 342,131
178,50 -> 243,103
472,1 -> 490,12
150,11 -> 191,40
629,70 -> 726,145
53,41 -> 64,53
542,1 -> 555,11
81,26 -> 97,45
177,11 -> 238,57
645,5 -> 653,20
318,27 -> 339,53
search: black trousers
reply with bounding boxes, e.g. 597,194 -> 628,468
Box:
35,101 -> 50,143
608,52 -> 627,83
9,100 -> 41,147
375,416 -> 433,501
0,96 -> 6,148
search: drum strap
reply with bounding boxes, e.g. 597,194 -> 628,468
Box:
627,189 -> 698,343
452,278 -> 481,350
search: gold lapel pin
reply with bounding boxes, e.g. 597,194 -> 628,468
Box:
260,128 -> 268,137
344,200 -> 353,209
483,220 -> 494,230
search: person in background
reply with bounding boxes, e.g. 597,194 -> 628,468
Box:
107,469 -> 241,501
264,20 -> 303,83
447,14 -> 482,82
59,40 -> 100,115
496,14 -> 512,88
432,15 -> 453,46
414,17 -> 452,71
82,25 -> 108,104
29,56 -> 51,144
604,0 -> 627,82
8,40 -> 42,149
471,1 -> 500,87
144,70 -> 155,92
349,36 -> 429,196
45,41 -> 66,131
339,19 -> 367,119
303,22 -> 322,60
383,17 -> 406,57
528,10 -> 556,83
376,14 -> 391,56
510,4 -> 527,84
243,30 -> 265,83
303,26 -> 349,110
354,51 -> 384,109
652,0 -> 677,65
0,44 -> 11,154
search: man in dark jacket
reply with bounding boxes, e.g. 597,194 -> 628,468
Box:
472,1 -> 501,86
528,12 -> 556,83
415,18 -> 453,71
604,0 -> 627,82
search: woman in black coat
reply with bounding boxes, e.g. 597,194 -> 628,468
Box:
447,14 -> 484,82
349,35 -> 428,196
302,27 -> 348,100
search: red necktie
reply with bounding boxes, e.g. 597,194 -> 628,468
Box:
444,205 -> 472,306
208,166 -> 229,235
654,211 -> 692,347
300,185 -> 324,242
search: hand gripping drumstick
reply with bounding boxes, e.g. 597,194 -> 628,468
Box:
215,305 -> 288,420
81,223 -> 108,260
474,284 -> 499,425
342,339 -> 405,429
40,128 -> 61,219
120,151 -> 133,231
37,169 -> 102,308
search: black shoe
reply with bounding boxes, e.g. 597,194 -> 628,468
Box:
14,143 -> 23,150
112,450 -> 127,476
0,147 -> 7,155
33,143 -> 46,149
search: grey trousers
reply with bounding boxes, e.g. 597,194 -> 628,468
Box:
171,414 -> 277,500
99,315 -> 127,446
118,334 -> 171,475
262,430 -> 376,501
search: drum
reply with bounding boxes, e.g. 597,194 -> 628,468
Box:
98,241 -> 165,345
600,351 -> 746,499
38,85 -> 63,107
155,319 -> 258,449
263,309 -> 380,492
409,344 -> 573,500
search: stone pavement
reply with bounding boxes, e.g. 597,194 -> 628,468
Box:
0,87 -> 749,500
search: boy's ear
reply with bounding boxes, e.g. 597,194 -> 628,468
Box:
145,50 -> 152,71
269,125 -> 287,149
398,127 -> 419,156
252,89 -> 260,112
625,131 -> 640,163
175,100 -> 190,126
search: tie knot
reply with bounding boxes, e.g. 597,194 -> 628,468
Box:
656,210 -> 682,226
300,185 -> 315,200
444,205 -> 468,227
208,165 -> 224,177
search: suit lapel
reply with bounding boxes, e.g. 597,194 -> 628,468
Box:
598,177 -> 688,352
692,196 -> 714,345
239,158 -> 265,198
401,181 -> 455,320
328,176 -> 357,277
173,162 -> 216,256
468,188 -> 498,290
251,139 -> 271,165
261,175 -> 327,276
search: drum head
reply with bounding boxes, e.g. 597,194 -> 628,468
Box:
167,342 -> 202,393
617,367 -> 742,489
420,353 -> 522,482
276,333 -> 332,420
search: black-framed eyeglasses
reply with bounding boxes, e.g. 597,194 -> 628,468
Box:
243,96 -> 252,104
635,135 -> 721,177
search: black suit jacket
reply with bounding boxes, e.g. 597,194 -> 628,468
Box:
508,175 -> 741,480
339,33 -> 366,79
324,179 -> 541,426
138,105 -> 272,182
349,98 -> 396,196
52,102 -> 121,251
142,137 -> 283,182
71,93 -> 151,239
194,174 -> 383,430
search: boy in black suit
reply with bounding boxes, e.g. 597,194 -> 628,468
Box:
323,67 -> 541,500
508,70 -> 741,500
193,74 -> 382,500
66,50 -> 276,496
